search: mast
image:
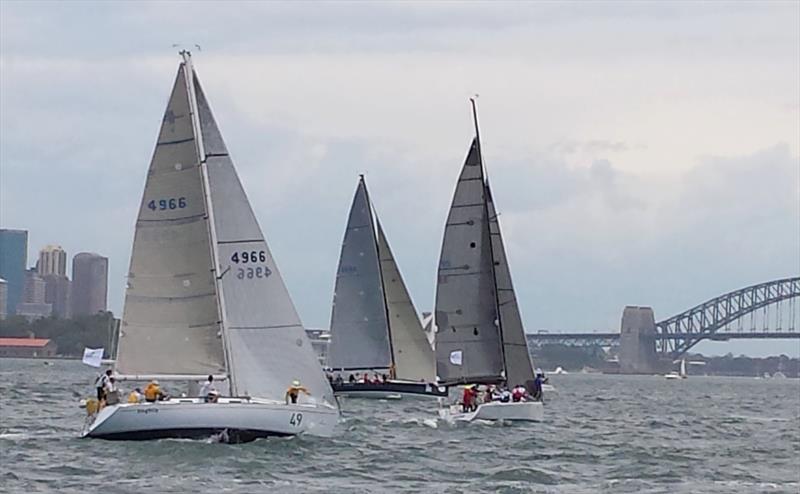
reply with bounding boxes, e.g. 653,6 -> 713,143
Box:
470,97 -> 508,380
361,175 -> 396,373
180,50 -> 236,394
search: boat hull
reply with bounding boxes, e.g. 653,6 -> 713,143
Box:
332,381 -> 448,399
442,401 -> 544,422
82,398 -> 339,442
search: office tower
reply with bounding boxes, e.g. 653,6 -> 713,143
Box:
43,274 -> 71,318
71,252 -> 108,316
0,229 -> 28,315
0,278 -> 7,319
38,245 -> 67,277
23,267 -> 45,304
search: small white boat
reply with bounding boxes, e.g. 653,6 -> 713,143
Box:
85,397 -> 337,441
441,401 -> 544,422
664,359 -> 688,380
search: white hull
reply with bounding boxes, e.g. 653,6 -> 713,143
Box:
440,401 -> 544,422
82,397 -> 338,442
541,384 -> 556,392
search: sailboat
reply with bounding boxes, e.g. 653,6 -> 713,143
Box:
664,359 -> 687,380
327,176 -> 447,399
434,99 -> 544,422
82,52 -> 338,441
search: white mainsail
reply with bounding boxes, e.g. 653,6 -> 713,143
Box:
116,64 -> 225,377
116,52 -> 333,405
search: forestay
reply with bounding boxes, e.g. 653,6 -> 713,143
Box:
434,139 -> 504,384
116,66 -> 225,377
376,220 -> 435,381
485,183 -> 536,389
327,178 -> 392,371
192,72 -> 334,404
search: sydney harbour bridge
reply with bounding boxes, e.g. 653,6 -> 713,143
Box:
526,277 -> 800,373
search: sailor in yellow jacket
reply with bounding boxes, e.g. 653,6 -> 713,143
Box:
285,380 -> 310,404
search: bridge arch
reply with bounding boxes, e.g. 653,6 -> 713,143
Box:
655,277 -> 800,357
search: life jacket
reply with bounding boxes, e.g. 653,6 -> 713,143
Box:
144,384 -> 160,401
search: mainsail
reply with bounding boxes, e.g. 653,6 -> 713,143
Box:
328,176 -> 434,380
327,178 -> 392,371
117,52 -> 333,404
116,64 -> 225,377
434,139 -> 504,384
434,101 -> 536,388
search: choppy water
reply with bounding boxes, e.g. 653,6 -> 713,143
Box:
1,358 -> 798,493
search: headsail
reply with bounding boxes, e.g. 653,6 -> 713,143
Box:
190,61 -> 333,404
434,139 -> 504,385
485,183 -> 536,389
327,177 -> 392,371
116,64 -> 225,377
376,220 -> 435,381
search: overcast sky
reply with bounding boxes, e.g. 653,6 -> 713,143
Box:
1,1 -> 798,357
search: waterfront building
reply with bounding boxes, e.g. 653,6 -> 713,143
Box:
0,337 -> 57,358
38,245 -> 67,277
0,229 -> 28,315
71,252 -> 108,316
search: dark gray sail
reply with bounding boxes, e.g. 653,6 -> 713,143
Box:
486,183 -> 536,389
434,139 -> 504,384
328,178 -> 392,371
191,73 -> 334,404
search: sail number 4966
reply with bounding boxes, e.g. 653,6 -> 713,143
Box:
231,250 -> 272,279
147,197 -> 187,211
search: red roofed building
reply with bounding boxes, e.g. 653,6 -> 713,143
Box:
0,337 -> 57,358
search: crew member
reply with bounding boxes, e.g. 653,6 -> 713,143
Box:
127,387 -> 143,404
144,380 -> 163,402
199,375 -> 216,402
285,380 -> 310,404
95,369 -> 112,407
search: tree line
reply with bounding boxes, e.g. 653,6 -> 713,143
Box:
0,312 -> 116,357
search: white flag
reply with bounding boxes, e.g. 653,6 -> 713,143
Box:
82,347 -> 104,368
449,350 -> 463,366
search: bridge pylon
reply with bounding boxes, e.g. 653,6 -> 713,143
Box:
619,306 -> 659,374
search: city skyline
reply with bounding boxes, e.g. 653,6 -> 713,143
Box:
1,2 -> 798,357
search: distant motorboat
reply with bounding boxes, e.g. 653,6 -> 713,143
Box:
551,366 -> 568,375
772,371 -> 787,379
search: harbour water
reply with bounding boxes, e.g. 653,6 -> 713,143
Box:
1,358 -> 798,493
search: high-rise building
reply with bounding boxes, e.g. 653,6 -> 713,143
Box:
44,274 -> 71,318
0,278 -> 7,320
38,245 -> 67,277
0,229 -> 28,315
71,252 -> 108,316
23,267 -> 46,304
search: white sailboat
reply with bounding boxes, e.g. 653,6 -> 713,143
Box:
327,176 -> 446,399
664,359 -> 687,380
82,52 -> 338,441
435,100 -> 544,422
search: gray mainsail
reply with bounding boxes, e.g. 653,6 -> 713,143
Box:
486,183 -> 536,388
327,177 -> 392,371
192,70 -> 333,404
376,220 -> 435,381
434,139 -> 504,384
116,64 -> 225,376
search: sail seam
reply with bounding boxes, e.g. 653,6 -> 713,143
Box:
157,137 -> 195,146
137,214 -> 205,224
217,239 -> 263,245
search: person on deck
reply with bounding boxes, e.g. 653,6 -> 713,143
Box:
285,380 -> 310,404
511,384 -> 527,402
348,374 -> 356,383
105,377 -> 120,405
127,387 -> 143,404
199,375 -> 216,402
461,385 -> 478,412
95,369 -> 112,407
144,380 -> 163,402
531,373 -> 544,401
